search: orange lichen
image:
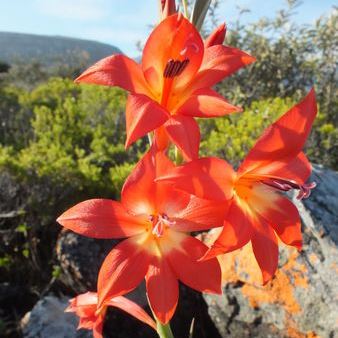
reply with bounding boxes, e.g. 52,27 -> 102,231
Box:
218,242 -> 309,314
216,241 -> 318,335
286,316 -> 321,338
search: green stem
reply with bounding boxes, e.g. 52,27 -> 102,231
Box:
156,321 -> 175,338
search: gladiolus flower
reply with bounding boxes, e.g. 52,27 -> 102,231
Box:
65,292 -> 156,338
75,14 -> 255,160
58,147 -> 225,323
157,89 -> 317,284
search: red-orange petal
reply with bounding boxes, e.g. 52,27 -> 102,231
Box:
93,319 -> 104,338
251,220 -> 279,285
142,14 -> 204,90
184,45 -> 255,92
203,198 -> 254,260
176,88 -> 242,117
125,93 -> 169,148
204,23 -> 226,47
164,115 -> 200,161
251,152 -> 312,185
108,296 -> 156,330
146,257 -> 179,324
75,54 -> 150,95
239,89 -> 317,175
158,157 -> 235,201
172,195 -> 227,232
259,196 -> 302,250
57,199 -> 146,239
121,146 -> 176,215
97,237 -> 150,309
167,235 -> 222,294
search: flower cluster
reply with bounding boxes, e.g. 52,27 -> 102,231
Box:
57,2 -> 317,337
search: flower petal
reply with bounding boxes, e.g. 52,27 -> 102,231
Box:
184,45 -> 255,92
97,236 -> 150,308
93,319 -> 104,338
125,94 -> 169,148
57,199 -> 146,239
142,14 -> 204,90
172,195 -> 227,232
202,198 -> 254,260
121,147 -> 175,215
251,220 -> 279,285
167,235 -> 222,294
239,89 -> 317,175
258,196 -> 302,250
158,157 -> 235,201
164,115 -> 200,161
204,23 -> 226,47
146,257 -> 179,324
108,296 -> 156,330
251,152 -> 312,185
75,54 -> 150,95
176,88 -> 242,117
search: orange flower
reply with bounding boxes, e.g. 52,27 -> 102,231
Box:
75,14 -> 255,160
58,147 -> 226,323
66,292 -> 156,338
158,89 -> 317,284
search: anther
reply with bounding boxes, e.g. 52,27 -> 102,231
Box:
163,58 -> 190,78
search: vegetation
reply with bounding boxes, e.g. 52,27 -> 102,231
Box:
0,1 -> 336,337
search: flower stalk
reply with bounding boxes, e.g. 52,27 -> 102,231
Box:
156,320 -> 175,338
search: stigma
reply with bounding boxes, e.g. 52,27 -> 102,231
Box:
261,177 -> 316,200
163,58 -> 190,78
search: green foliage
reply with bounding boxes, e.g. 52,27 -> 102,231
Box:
1,77 -> 141,197
0,78 -> 145,293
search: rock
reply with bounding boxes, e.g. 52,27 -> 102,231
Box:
56,230 -> 116,293
203,165 -> 338,338
22,295 -> 92,338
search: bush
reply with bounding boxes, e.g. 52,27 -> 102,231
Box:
0,78 -> 148,305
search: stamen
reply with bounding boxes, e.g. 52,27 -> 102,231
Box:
261,178 -> 316,200
163,58 -> 189,78
150,214 -> 176,237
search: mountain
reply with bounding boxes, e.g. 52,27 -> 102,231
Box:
0,32 -> 121,67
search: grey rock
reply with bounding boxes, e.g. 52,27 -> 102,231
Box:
22,295 -> 91,338
203,165 -> 338,338
56,230 -> 116,293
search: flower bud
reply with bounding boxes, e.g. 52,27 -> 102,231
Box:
160,0 -> 177,20
204,23 -> 226,47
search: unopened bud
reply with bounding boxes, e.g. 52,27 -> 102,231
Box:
160,0 -> 177,20
204,23 -> 226,47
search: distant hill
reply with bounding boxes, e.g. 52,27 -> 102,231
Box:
0,32 -> 121,67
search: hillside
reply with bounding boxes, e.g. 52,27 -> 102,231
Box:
0,32 -> 121,67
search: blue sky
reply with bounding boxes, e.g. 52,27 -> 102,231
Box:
0,0 -> 335,58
